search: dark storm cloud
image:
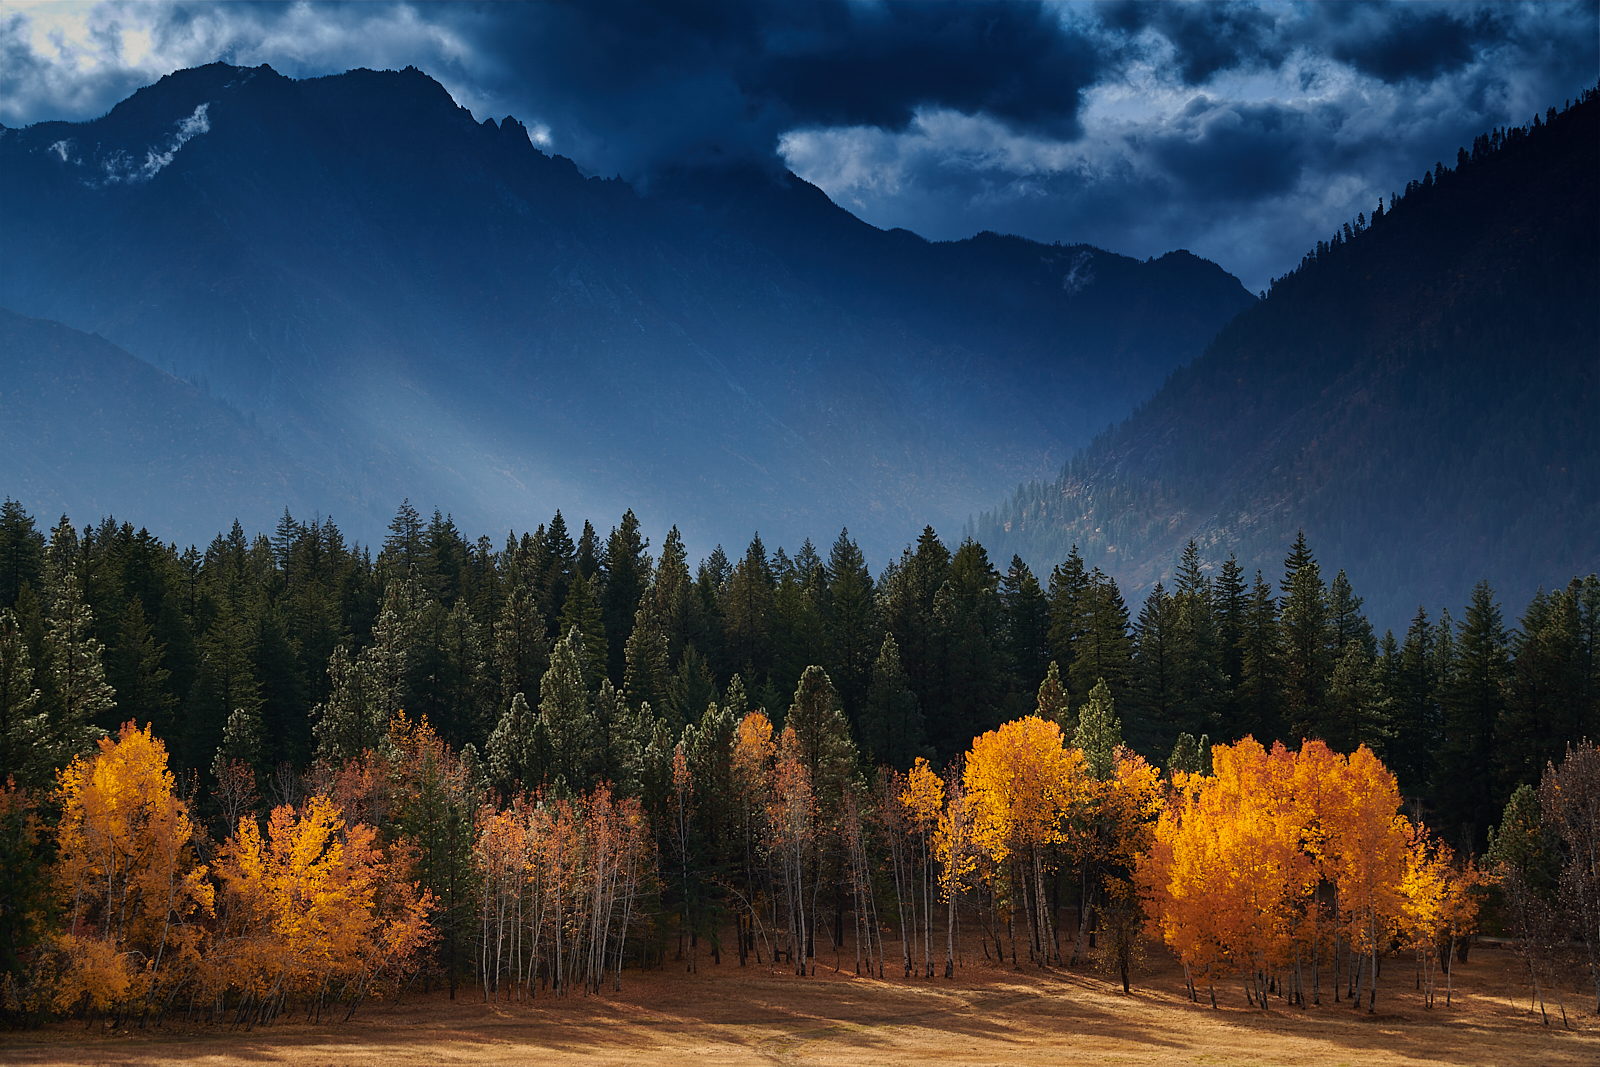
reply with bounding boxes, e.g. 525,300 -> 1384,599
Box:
1101,1 -> 1289,85
1323,5 -> 1498,84
3,0 -> 1596,292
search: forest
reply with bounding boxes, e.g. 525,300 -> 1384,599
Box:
1,497 -> 1597,1027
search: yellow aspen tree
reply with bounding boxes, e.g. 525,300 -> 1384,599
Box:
50,722 -> 212,1019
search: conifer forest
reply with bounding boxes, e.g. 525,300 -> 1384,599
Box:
1,495 -> 1597,1029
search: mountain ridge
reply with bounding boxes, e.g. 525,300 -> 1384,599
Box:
1,62 -> 1253,559
973,89 -> 1600,633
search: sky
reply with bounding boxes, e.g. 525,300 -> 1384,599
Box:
2,1 -> 1595,292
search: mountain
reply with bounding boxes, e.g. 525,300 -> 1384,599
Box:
973,91 -> 1600,633
0,63 -> 1252,557
0,307 -> 357,535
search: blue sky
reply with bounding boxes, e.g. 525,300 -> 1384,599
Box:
4,1 -> 1595,292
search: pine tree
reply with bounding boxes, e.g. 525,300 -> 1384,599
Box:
1170,541 -> 1224,742
1388,607 -> 1443,794
1000,555 -> 1050,710
1325,640 -> 1392,755
882,527 -> 951,718
824,529 -> 877,723
576,519 -> 603,583
1329,569 -> 1376,658
722,534 -> 774,682
104,598 -> 175,740
212,700 -> 265,783
43,559 -> 115,765
1069,569 -> 1133,705
1236,570 -> 1283,744
858,633 -> 926,770
539,630 -> 596,793
494,578 -> 549,706
590,678 -> 640,795
654,526 -> 695,668
536,511 -> 577,636
624,592 -> 670,713
486,691 -> 541,794
311,645 -> 380,765
786,665 -> 857,812
1046,546 -> 1090,679
1130,582 -> 1178,758
1076,678 -> 1122,781
0,500 -> 44,611
0,608 -> 48,788
1498,580 -> 1592,796
1279,532 -> 1331,741
1036,660 -> 1071,733
601,510 -> 652,684
559,572 -> 608,686
666,645 -> 718,736
930,538 -> 1004,757
1437,581 -> 1511,851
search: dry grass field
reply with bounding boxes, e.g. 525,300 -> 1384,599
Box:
3,937 -> 1596,1066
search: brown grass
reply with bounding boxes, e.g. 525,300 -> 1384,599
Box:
4,936 -> 1596,1066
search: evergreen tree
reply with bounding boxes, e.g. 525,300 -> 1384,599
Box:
0,500 -> 44,611
1036,660 -> 1071,733
1166,731 -> 1210,776
539,629 -> 596,793
666,645 -> 718,736
1329,569 -> 1376,658
311,645 -> 380,764
1046,546 -> 1091,680
653,526 -> 695,668
559,572 -> 608,686
43,559 -> 116,764
600,510 -> 651,684
999,554 -> 1050,713
857,633 -> 927,770
104,598 -> 175,740
786,665 -> 857,811
1235,570 -> 1283,743
1497,579 -> 1595,795
930,537 -> 1004,757
0,608 -> 48,788
590,678 -> 640,795
486,691 -> 541,794
1129,581 -> 1178,758
1075,678 -> 1122,781
212,700 -> 265,784
1279,532 -> 1332,741
1170,541 -> 1225,741
494,579 -> 549,707
881,527 -> 951,718
624,592 -> 670,714
1214,553 -> 1248,704
1068,569 -> 1132,705
1325,640 -> 1392,755
824,529 -> 877,723
1436,580 -> 1512,851
251,602 -> 307,771
535,511 -> 577,636
722,534 -> 774,683
380,499 -> 425,584
1388,607 -> 1443,794
576,519 -> 603,583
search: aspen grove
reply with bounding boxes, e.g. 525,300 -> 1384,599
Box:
1,501 -> 1598,1026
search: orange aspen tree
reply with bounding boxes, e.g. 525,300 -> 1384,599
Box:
732,712 -> 776,969
212,796 -> 433,1024
50,722 -> 212,1021
770,726 -> 816,975
935,765 -> 978,977
1097,747 -> 1162,992
1399,824 -> 1480,1009
901,756 -> 943,976
1328,745 -> 1408,1012
1290,738 -> 1346,1004
964,716 -> 1085,967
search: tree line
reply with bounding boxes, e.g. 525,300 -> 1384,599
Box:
0,498 -> 1597,1022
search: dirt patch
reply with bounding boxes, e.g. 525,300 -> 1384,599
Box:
4,938 -> 1596,1066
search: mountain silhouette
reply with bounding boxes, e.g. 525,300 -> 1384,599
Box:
1,63 -> 1252,556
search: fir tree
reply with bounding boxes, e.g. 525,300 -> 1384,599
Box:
1236,570 -> 1283,743
1069,569 -> 1132,705
486,691 -> 541,794
539,630 -> 596,793
1076,678 -> 1122,781
1000,555 -> 1050,710
559,572 -> 608,686
311,645 -> 380,764
1036,660 -> 1071,733
0,500 -> 44,611
0,608 -> 48,788
824,528 -> 877,723
1279,532 -> 1331,741
494,579 -> 549,707
858,633 -> 926,770
722,534 -> 774,683
601,510 -> 651,684
1388,607 -> 1443,794
1046,545 -> 1090,678
624,592 -> 670,713
1437,581 -> 1511,851
786,665 -> 857,811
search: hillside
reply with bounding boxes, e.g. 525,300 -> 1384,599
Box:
973,90 -> 1600,632
0,308 -> 356,537
0,63 -> 1251,557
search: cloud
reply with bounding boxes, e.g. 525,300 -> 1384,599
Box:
2,0 -> 1596,292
